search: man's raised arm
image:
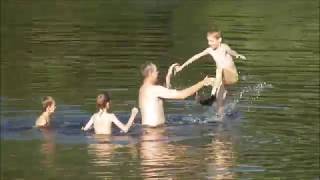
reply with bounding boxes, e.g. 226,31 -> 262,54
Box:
165,63 -> 179,88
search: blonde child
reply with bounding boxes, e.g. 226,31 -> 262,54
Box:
82,92 -> 138,135
35,96 -> 56,128
175,30 -> 246,115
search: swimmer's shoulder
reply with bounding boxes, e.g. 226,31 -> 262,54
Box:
35,115 -> 46,127
220,43 -> 231,49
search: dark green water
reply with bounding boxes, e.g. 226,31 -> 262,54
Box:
1,0 -> 319,179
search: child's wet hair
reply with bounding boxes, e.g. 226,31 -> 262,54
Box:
207,30 -> 222,39
96,92 -> 111,109
42,96 -> 55,112
141,62 -> 156,77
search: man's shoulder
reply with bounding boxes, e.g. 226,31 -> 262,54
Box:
153,84 -> 166,88
142,84 -> 166,90
153,85 -> 172,93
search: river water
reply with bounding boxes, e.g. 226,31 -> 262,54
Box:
1,0 -> 319,179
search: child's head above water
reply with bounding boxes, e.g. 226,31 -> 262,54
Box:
96,92 -> 111,110
42,96 -> 56,113
207,30 -> 222,49
207,30 -> 222,39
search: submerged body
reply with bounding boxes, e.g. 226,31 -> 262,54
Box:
35,96 -> 56,128
83,109 -> 138,135
82,93 -> 138,135
139,84 -> 178,127
83,110 -> 113,134
35,112 -> 51,128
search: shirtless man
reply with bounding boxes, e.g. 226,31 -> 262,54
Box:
139,62 -> 214,127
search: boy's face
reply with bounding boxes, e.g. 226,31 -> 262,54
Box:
207,35 -> 221,49
48,102 -> 56,113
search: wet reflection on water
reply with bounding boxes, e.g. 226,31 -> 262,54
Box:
206,126 -> 236,180
139,127 -> 177,179
87,135 -> 114,168
39,128 -> 56,168
86,134 -> 140,179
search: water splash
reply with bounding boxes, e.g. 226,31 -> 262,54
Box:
170,81 -> 273,124
227,82 -> 273,111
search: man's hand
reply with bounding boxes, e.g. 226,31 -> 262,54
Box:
169,63 -> 179,71
166,63 -> 179,88
236,54 -> 246,60
168,63 -> 179,75
174,65 -> 183,74
203,76 -> 215,86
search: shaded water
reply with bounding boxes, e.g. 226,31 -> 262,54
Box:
1,0 -> 319,179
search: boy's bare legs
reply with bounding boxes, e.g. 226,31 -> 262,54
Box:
216,82 -> 226,117
222,69 -> 238,85
211,68 -> 223,96
212,68 -> 229,119
215,68 -> 239,118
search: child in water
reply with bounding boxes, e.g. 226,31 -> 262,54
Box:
174,30 -> 246,115
82,92 -> 139,135
35,96 -> 56,128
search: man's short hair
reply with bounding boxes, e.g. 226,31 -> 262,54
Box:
141,62 -> 156,77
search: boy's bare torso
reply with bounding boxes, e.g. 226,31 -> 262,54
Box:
207,44 -> 237,74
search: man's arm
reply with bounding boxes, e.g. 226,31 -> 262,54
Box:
175,48 -> 209,72
158,76 -> 215,100
165,63 -> 179,88
223,44 -> 246,60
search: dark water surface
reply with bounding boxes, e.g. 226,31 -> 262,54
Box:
1,0 -> 319,179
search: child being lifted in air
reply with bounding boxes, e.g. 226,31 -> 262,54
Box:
174,30 -> 246,115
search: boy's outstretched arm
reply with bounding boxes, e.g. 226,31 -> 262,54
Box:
223,44 -> 246,60
111,107 -> 139,133
175,49 -> 209,72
